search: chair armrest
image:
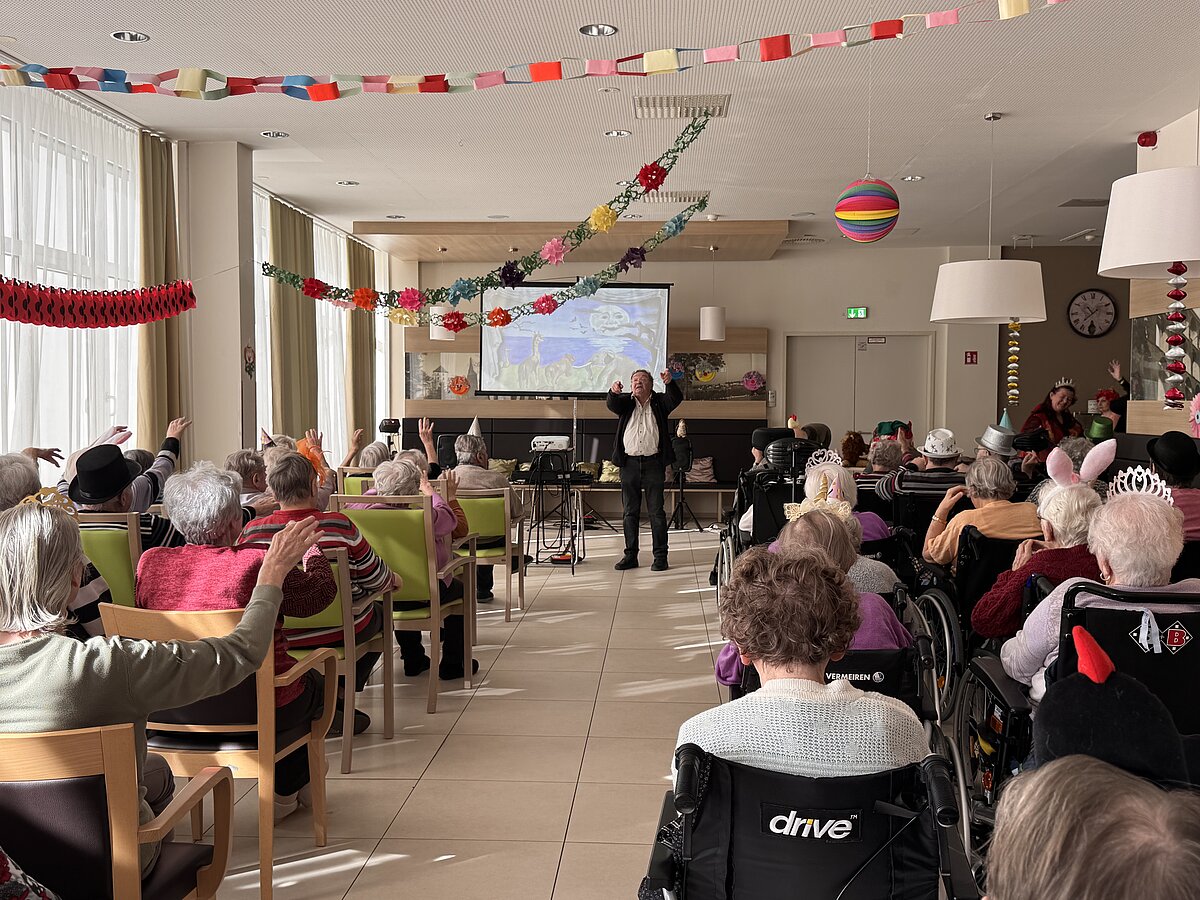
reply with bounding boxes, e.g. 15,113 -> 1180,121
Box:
437,555 -> 475,580
138,765 -> 233,843
968,655 -> 1032,716
642,790 -> 679,891
451,531 -> 480,551
275,646 -> 339,687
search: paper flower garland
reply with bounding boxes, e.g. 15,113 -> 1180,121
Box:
0,276 -> 196,329
302,278 -> 328,299
617,247 -> 647,273
448,278 -> 475,306
589,204 -> 617,233
576,276 -> 602,297
662,214 -> 687,238
539,238 -> 566,266
398,287 -> 426,311
638,162 -> 667,193
499,260 -> 525,287
353,287 -> 377,310
388,308 -> 417,326
533,294 -> 559,315
486,306 -> 513,327
441,311 -> 468,333
742,371 -> 766,392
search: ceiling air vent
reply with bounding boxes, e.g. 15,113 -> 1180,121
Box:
637,190 -> 711,205
1059,198 -> 1109,208
633,94 -> 730,119
781,235 -> 827,247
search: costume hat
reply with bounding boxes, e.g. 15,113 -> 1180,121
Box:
1087,417 -> 1115,441
67,444 -> 140,505
1147,430 -> 1200,484
920,428 -> 961,460
976,425 -> 1016,457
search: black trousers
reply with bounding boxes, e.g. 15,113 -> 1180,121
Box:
620,455 -> 668,560
395,577 -> 466,664
275,671 -> 325,796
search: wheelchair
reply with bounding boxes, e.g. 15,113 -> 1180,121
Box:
889,472 -> 968,535
641,743 -> 980,900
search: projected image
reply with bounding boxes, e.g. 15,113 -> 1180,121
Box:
480,283 -> 670,395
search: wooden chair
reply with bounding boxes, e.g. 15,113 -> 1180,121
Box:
333,493 -> 477,713
336,466 -> 375,496
284,547 -> 395,773
99,605 -> 337,900
454,488 -> 526,622
0,723 -> 233,899
78,511 -> 142,606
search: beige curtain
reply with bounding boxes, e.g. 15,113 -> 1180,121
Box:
136,133 -> 182,449
346,240 -> 377,438
268,198 -> 317,436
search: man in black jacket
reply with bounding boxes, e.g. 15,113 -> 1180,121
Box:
607,368 -> 683,571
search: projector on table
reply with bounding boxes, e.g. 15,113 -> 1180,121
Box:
531,435 -> 571,452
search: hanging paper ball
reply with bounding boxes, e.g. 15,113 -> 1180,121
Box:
834,178 -> 900,243
449,375 -> 470,396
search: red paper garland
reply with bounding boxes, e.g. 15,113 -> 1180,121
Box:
0,276 -> 196,328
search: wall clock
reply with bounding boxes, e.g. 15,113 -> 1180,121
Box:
1067,288 -> 1117,338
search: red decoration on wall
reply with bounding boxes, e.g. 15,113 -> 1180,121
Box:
0,276 -> 196,328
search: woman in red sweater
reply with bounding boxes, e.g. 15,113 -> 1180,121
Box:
136,462 -> 337,822
1020,380 -> 1083,463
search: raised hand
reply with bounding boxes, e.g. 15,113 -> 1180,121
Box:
1108,359 -> 1122,382
660,370 -> 671,385
304,428 -> 324,453
259,517 -> 324,586
442,468 -> 459,501
166,417 -> 192,440
22,447 -> 64,467
419,471 -> 436,497
611,380 -> 624,395
348,428 -> 365,455
418,417 -> 435,443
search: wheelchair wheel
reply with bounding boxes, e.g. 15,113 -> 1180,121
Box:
910,588 -> 963,721
953,668 -> 993,861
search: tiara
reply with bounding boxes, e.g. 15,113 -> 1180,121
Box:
1054,377 -> 1076,389
1109,466 -> 1174,505
805,449 -> 843,471
19,488 -> 78,519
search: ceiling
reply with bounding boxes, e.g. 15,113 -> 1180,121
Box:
7,1 -> 1200,249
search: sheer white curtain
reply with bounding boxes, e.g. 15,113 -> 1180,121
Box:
374,251 -> 390,423
313,221 -> 348,462
251,188 -> 272,432
0,89 -> 139,454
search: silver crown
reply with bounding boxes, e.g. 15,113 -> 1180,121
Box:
1054,376 -> 1076,389
1109,465 -> 1174,505
805,449 -> 843,471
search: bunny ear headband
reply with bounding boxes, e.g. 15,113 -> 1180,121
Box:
1046,439 -> 1117,489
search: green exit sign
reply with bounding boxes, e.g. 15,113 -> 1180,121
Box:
846,306 -> 869,319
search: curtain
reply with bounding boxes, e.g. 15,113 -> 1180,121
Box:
346,238 -> 377,441
268,197 -> 316,438
313,221 -> 349,461
0,87 -> 140,453
252,190 -> 272,431
135,133 -> 181,452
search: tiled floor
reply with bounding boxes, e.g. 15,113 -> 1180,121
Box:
205,527 -> 723,898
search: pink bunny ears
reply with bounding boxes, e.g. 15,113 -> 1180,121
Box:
1046,439 -> 1117,489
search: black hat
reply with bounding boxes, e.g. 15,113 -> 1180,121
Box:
1147,430 -> 1200,484
67,444 -> 140,505
1013,429 -> 1051,453
1034,626 -> 1190,785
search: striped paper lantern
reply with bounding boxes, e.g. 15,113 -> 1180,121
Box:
834,178 -> 900,243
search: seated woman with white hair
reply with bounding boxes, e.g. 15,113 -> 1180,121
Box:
1002,491 -> 1200,702
806,461 -> 890,542
357,441 -> 392,469
0,497 -> 320,873
923,455 -> 1041,567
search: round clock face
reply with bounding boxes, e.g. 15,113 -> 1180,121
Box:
1068,288 -> 1117,338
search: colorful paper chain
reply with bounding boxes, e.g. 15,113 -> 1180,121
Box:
0,1 -> 1074,102
0,277 -> 196,328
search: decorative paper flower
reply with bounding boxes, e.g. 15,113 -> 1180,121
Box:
352,287 -> 378,311
441,310 -> 468,333
329,298 -> 355,310
500,260 -> 525,288
617,246 -> 647,273
638,162 -> 667,193
742,370 -> 766,392
398,287 -> 427,311
534,294 -> 559,315
448,375 -> 471,396
575,276 -> 601,297
589,204 -> 618,233
539,237 -> 567,266
662,214 -> 687,238
486,306 -> 513,327
302,278 -> 328,299
388,308 -> 417,326
448,278 -> 475,306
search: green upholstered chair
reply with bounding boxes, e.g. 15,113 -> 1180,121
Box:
453,489 -> 525,623
336,467 -> 375,497
77,512 -> 142,607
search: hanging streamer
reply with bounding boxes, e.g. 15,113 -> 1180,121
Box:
0,277 -> 196,328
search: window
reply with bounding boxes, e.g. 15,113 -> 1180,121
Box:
0,88 -> 140,453
313,220 -> 349,463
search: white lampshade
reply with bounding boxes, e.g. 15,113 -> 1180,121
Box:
429,303 -> 455,341
1098,166 -> 1200,279
700,306 -> 726,341
929,259 -> 1046,324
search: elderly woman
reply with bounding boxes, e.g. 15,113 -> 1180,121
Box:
0,499 -> 319,874
0,452 -> 40,512
972,484 -> 1102,638
358,441 -> 391,469
806,461 -> 890,542
1002,493 -> 1200,702
685,546 -> 926,776
1021,381 -> 1084,462
136,462 -> 340,818
923,456 -> 1040,567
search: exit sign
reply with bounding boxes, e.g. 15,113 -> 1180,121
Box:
846,306 -> 869,319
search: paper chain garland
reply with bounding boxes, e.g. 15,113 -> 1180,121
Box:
0,276 -> 196,328
263,114 -> 709,311
0,1 -> 1074,102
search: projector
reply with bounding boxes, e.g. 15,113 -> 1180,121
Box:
531,435 -> 571,452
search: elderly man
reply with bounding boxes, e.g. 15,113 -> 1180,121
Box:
608,368 -> 682,571
453,432 -> 524,602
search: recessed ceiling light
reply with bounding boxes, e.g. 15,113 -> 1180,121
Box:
580,23 -> 618,37
385,214 -> 405,219
790,211 -> 815,218
598,87 -> 621,94
486,214 -> 509,220
110,31 -> 149,42
336,180 -> 359,186
437,247 -> 448,253
624,214 -> 643,219
260,130 -> 289,139
508,246 -> 520,253
617,180 -> 633,187
604,130 -> 631,138
901,175 -> 924,182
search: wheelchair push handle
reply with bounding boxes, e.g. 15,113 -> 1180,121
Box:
674,744 -> 703,816
919,755 -> 959,828
913,633 -> 935,671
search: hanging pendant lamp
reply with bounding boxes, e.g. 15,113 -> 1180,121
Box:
700,245 -> 726,341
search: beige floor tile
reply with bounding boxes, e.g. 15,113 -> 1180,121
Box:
516,606 -> 616,629
615,595 -> 703,612
385,779 -> 575,841
230,778 -> 416,840
607,627 -> 712,651
553,842 -> 656,900
216,836 -> 377,898
567,782 -> 670,844
423,734 -> 586,782
471,669 -> 601,702
610,612 -> 710,631
579,737 -> 676,785
597,671 -> 721,704
326,733 -> 447,780
454,698 -> 595,736
354,693 -> 469,736
490,645 -> 607,672
344,839 -> 561,899
602,646 -> 717,673
588,700 -> 714,739
505,624 -> 612,648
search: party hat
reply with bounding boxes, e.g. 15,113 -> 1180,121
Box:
998,409 -> 1013,431
467,417 -> 482,437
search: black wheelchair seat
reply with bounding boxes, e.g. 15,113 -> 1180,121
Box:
954,527 -> 1024,633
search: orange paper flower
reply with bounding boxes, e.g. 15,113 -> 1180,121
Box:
486,306 -> 513,327
352,287 -> 378,310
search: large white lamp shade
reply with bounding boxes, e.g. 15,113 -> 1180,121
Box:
700,306 -> 726,341
929,259 -> 1046,324
429,303 -> 455,341
1098,166 -> 1200,279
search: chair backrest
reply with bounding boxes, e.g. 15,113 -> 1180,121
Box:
1057,583 -> 1200,735
954,526 -> 1022,626
99,605 -> 270,730
337,494 -> 437,604
78,512 -> 142,607
283,548 -> 353,633
891,472 -> 967,532
337,467 -> 375,496
0,724 -> 142,898
455,489 -> 511,540
680,751 -> 941,900
1173,540 -> 1200,582
751,471 -> 803,544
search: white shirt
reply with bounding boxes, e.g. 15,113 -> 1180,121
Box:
623,396 -> 659,457
676,677 -> 928,778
